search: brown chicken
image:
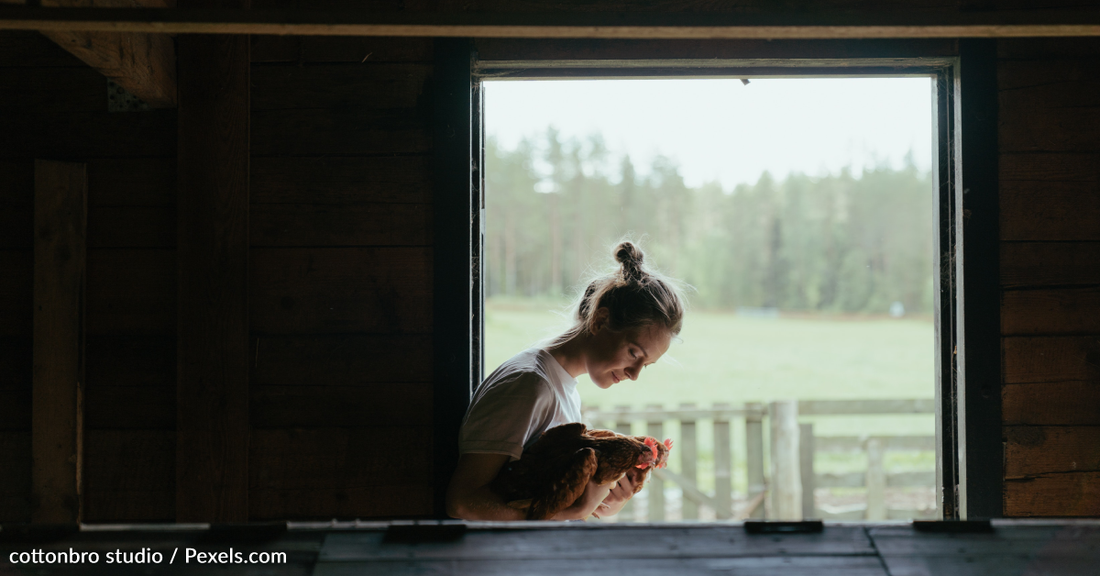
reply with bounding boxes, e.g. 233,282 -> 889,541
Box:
490,422 -> 673,520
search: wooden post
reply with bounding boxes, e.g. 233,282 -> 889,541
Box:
32,160 -> 86,524
713,402 -> 732,520
744,402 -> 765,519
866,437 -> 887,520
614,405 -> 633,521
679,402 -> 698,520
176,9 -> 250,521
645,404 -> 664,521
800,422 -> 815,520
769,400 -> 802,520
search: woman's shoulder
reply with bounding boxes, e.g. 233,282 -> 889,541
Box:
478,349 -> 556,393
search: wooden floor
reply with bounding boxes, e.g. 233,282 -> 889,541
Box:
1,520 -> 1099,575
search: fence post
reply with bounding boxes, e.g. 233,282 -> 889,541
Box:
646,403 -> 665,521
800,422 -> 815,520
866,437 -> 886,520
744,402 -> 765,519
713,402 -> 732,520
679,403 -> 698,520
769,400 -> 802,520
614,404 -> 633,522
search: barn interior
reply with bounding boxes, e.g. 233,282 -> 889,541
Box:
0,1 -> 1098,574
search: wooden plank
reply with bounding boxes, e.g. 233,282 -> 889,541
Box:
251,35 -> 434,63
250,63 -> 430,110
770,400 -> 802,520
87,158 -> 175,207
82,429 -> 174,522
251,203 -> 431,247
1005,426 -> 1100,478
252,484 -> 433,520
1003,336 -> 1100,384
88,205 -> 176,248
0,110 -> 177,159
1005,471 -> 1100,516
250,247 -> 432,335
86,249 -> 175,335
175,31 -> 250,524
251,108 -> 429,156
85,384 -> 175,429
1004,382 -> 1100,426
816,436 -> 937,452
32,159 -> 86,524
744,402 -> 765,519
999,37 -> 1100,59
0,250 -> 32,337
251,334 -> 431,386
6,8 -> 1100,38
1001,242 -> 1100,288
475,38 -> 958,62
0,430 -> 31,522
712,404 -> 732,519
0,161 -> 34,250
1002,288 -> 1100,335
39,0 -> 176,108
800,422 -> 815,520
1000,181 -> 1100,241
85,335 -> 174,388
799,398 -> 935,415
0,339 -> 32,430
315,556 -> 889,576
866,438 -> 886,520
645,405 -> 665,521
251,156 -> 431,205
998,58 -> 1100,95
0,207 -> 31,249
999,106 -> 1100,152
999,152 -> 1100,182
252,383 -> 432,428
318,525 -> 877,561
679,403 -> 698,520
0,66 -> 105,112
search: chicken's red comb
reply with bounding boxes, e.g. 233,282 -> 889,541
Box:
664,438 -> 674,451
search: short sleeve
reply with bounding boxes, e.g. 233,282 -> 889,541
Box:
458,373 -> 555,461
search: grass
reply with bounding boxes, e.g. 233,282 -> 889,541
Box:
484,298 -> 938,493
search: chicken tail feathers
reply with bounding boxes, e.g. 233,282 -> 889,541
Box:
527,447 -> 598,520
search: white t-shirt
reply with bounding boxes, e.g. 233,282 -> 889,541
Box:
458,348 -> 582,461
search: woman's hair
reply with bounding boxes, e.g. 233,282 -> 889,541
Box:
549,241 -> 687,347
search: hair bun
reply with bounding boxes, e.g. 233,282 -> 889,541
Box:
614,241 -> 645,279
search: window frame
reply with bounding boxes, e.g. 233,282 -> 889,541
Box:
433,39 -> 1001,521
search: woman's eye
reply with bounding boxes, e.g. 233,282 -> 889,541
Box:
629,349 -> 637,358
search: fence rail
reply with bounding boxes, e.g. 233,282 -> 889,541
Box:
583,399 -> 937,522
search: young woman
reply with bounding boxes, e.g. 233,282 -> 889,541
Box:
446,241 -> 687,521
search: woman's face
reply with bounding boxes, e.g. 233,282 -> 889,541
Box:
584,313 -> 673,389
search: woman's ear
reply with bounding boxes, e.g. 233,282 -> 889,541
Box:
589,307 -> 611,334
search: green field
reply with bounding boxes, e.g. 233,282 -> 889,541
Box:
484,298 -> 937,489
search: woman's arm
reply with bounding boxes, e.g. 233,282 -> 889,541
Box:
592,470 -> 638,519
446,453 -> 615,521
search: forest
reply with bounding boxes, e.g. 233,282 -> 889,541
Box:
485,129 -> 936,315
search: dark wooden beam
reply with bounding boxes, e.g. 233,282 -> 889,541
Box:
432,38 -> 475,518
175,9 -> 249,521
2,8 -> 1100,38
39,0 -> 177,108
956,38 -> 1002,520
32,159 -> 87,524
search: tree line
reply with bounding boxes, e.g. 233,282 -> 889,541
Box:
485,129 -> 935,315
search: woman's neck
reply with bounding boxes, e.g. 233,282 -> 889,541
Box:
547,334 -> 588,379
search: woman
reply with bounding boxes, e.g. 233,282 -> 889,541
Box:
446,241 -> 687,520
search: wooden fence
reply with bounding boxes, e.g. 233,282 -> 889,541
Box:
583,399 -> 937,522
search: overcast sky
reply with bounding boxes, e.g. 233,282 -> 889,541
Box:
485,77 -> 934,190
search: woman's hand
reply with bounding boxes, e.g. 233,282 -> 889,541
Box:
551,476 -> 618,520
592,470 -> 638,518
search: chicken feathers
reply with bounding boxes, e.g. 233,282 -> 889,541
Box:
490,422 -> 673,520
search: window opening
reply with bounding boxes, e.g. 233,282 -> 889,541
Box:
481,76 -> 940,523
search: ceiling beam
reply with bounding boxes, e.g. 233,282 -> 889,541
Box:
38,1 -> 176,108
1,8 -> 1100,39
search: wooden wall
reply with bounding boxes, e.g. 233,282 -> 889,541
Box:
999,38 -> 1100,517
0,31 -> 178,522
0,30 -> 436,522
